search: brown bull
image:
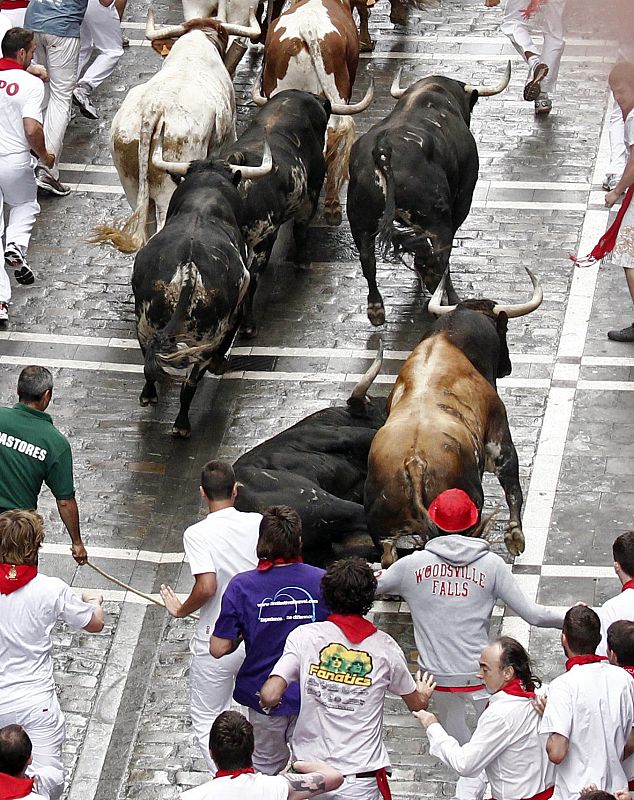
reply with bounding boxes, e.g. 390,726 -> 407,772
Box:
363,268 -> 543,562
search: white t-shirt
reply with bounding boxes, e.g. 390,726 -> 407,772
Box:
540,661 -> 634,800
596,585 -> 634,657
183,506 -> 260,657
181,773 -> 289,800
427,690 -> 555,800
272,620 -> 416,774
625,108 -> 634,160
0,573 -> 95,713
0,65 -> 44,157
0,11 -> 11,39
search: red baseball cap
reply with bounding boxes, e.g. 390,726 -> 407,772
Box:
428,489 -> 479,532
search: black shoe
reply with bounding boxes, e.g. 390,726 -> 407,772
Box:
35,166 -> 71,196
607,323 -> 634,342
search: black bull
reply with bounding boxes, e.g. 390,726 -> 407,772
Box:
132,160 -> 250,438
347,64 -> 511,326
222,90 -> 331,338
234,351 -> 387,567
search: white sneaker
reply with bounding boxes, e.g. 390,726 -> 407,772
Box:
72,84 -> 99,120
0,302 -> 9,322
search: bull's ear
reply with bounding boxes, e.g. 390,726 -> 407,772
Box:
496,309 -> 508,334
232,169 -> 242,186
469,89 -> 479,110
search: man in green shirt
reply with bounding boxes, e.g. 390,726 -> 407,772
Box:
0,365 -> 87,563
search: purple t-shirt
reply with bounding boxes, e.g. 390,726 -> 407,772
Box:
213,562 -> 328,715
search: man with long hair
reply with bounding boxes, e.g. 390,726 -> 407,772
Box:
0,510 -> 103,800
414,637 -> 554,800
259,558 -> 434,800
211,506 -> 329,774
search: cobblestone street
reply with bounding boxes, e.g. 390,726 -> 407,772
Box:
0,0 -> 632,797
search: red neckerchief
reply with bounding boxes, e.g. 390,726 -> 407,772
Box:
376,768 -> 392,800
256,555 -> 303,572
214,768 -> 255,779
521,0 -> 545,17
0,772 -> 35,800
0,564 -> 37,595
0,58 -> 24,72
328,613 -> 377,644
571,186 -> 634,267
565,654 -> 607,671
622,579 -> 634,592
500,677 -> 536,700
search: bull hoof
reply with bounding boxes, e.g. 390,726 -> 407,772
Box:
504,526 -> 525,557
171,425 -> 191,439
367,303 -> 386,327
139,394 -> 158,407
359,37 -> 375,52
390,7 -> 407,25
323,208 -> 343,226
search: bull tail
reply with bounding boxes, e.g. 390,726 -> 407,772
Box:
143,261 -> 209,384
90,109 -> 163,253
374,132 -> 421,261
403,455 -> 435,534
299,19 -> 337,102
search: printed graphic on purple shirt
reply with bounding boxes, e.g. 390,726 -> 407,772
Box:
213,563 -> 328,715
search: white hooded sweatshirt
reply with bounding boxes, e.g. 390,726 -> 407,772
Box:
376,535 -> 564,687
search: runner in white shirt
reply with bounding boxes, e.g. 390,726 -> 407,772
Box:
0,510 -> 104,800
160,461 -> 261,773
181,710 -> 343,800
260,558 -> 434,800
597,531 -> 634,656
540,606 -> 634,800
606,620 -> 634,790
0,725 -> 52,799
414,637 -> 555,800
0,27 -> 55,322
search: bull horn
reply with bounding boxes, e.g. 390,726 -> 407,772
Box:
145,7 -> 187,40
222,6 -> 260,38
427,268 -> 456,317
151,123 -> 191,176
492,266 -> 543,318
348,340 -> 384,405
390,67 -> 408,99
228,139 -> 273,180
217,0 -> 227,21
330,77 -> 374,115
251,72 -> 268,106
464,59 -> 511,97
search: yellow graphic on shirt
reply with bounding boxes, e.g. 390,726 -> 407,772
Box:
308,643 -> 373,686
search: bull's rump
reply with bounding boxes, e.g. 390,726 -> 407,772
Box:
132,231 -> 248,352
364,339 -> 495,538
348,124 -> 476,233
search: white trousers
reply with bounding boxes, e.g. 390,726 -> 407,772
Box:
78,0 -> 123,91
34,32 -> 81,179
248,708 -> 296,775
0,152 -> 40,302
0,691 -> 65,800
2,5 -> 27,25
501,0 -> 567,95
189,645 -> 245,773
432,689 -> 489,800
321,776 -> 380,800
608,44 -> 634,176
